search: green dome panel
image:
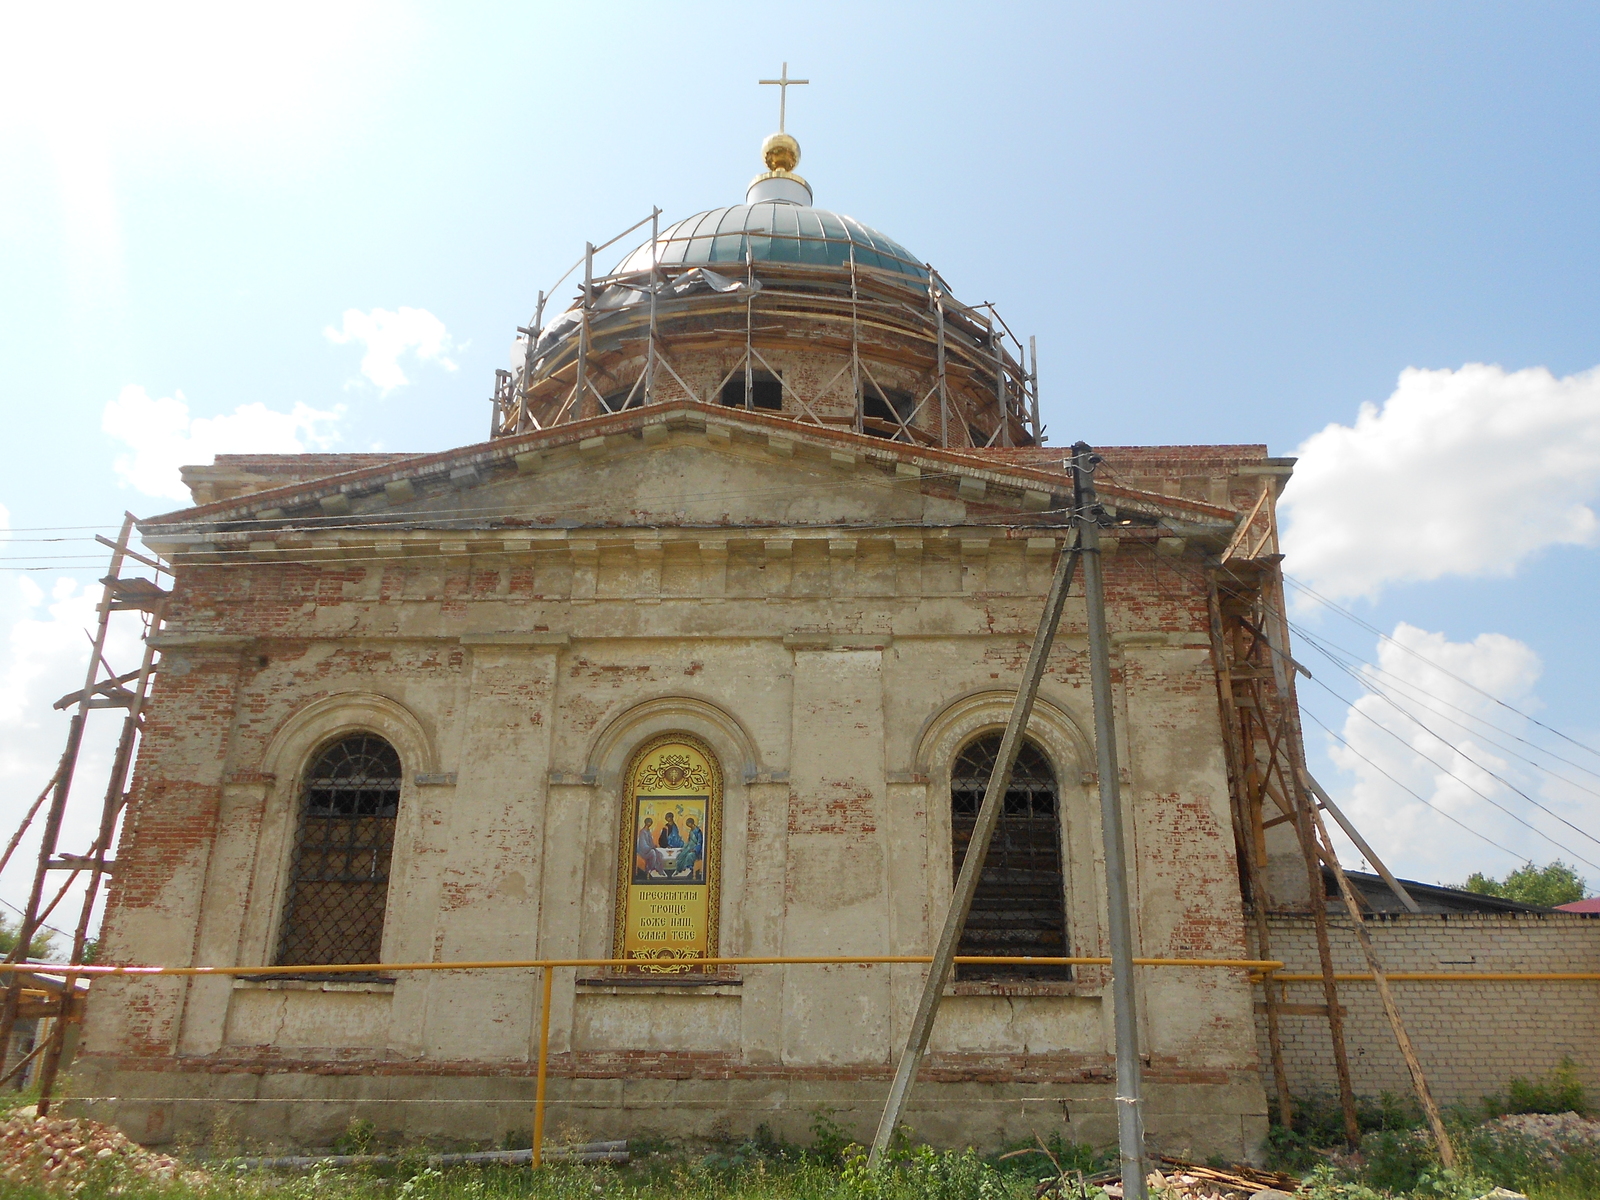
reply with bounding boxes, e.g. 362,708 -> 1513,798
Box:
614,203 -> 928,285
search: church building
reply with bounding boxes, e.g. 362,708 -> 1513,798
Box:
77,111 -> 1351,1159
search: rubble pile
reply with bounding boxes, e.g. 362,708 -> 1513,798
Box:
1481,1111 -> 1600,1170
1487,1111 -> 1600,1148
0,1111 -> 205,1194
1095,1160 -> 1300,1199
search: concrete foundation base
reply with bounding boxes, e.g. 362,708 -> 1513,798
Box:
66,1057 -> 1268,1163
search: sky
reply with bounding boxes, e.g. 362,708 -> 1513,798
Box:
2,1 -> 1599,945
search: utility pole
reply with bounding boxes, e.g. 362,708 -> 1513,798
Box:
869,524 -> 1083,1167
1072,443 -> 1148,1200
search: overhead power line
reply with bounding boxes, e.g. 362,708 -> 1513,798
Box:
1299,707 -> 1524,866
1290,621 -> 1600,790
1292,625 -> 1600,852
1284,573 -> 1600,768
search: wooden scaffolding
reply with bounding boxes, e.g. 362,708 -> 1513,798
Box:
1207,483 -> 1455,1162
0,515 -> 168,1112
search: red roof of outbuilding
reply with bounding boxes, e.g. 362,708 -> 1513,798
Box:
1556,898 -> 1600,912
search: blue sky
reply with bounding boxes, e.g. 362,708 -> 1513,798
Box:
3,2 -> 1599,929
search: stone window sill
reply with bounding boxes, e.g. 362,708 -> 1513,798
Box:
945,980 -> 1088,998
576,975 -> 741,996
232,978 -> 396,994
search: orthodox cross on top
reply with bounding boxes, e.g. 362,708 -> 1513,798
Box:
759,62 -> 809,133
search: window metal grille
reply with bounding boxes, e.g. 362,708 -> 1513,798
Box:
275,733 -> 401,969
950,734 -> 1070,980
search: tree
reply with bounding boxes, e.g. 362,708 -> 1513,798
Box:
0,915 -> 55,961
1460,860 -> 1587,908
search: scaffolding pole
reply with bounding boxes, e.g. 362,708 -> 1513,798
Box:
934,278 -> 949,447
850,246 -> 862,435
1028,336 -> 1041,444
645,210 -> 659,405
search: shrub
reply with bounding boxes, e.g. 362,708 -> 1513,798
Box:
1481,1057 -> 1589,1117
809,1107 -> 854,1166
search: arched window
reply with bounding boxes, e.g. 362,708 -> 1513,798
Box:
950,733 -> 1069,980
275,733 -> 402,967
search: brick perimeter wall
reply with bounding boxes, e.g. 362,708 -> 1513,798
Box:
1254,912 -> 1600,1106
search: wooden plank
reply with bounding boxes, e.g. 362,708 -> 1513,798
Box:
1309,803 -> 1455,1167
1255,1002 -> 1347,1018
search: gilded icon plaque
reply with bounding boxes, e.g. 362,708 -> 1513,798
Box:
612,733 -> 722,973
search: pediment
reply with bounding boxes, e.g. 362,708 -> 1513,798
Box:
139,405 -> 1240,560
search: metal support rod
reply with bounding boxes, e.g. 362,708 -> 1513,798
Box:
577,245 -> 593,418
1029,337 -> 1041,443
1299,769 -> 1420,913
744,247 -> 755,409
532,964 -> 554,1166
1072,444 -> 1147,1200
518,291 -> 545,433
993,328 -> 1010,447
1309,802 -> 1455,1167
934,277 -> 949,447
869,527 -> 1083,1168
646,209 -> 659,405
850,246 -> 862,435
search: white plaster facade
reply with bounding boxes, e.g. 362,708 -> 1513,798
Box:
73,413 -> 1276,1155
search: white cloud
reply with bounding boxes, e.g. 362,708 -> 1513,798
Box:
1281,363 -> 1600,602
1320,622 -> 1598,885
324,307 -> 459,393
101,385 -> 341,502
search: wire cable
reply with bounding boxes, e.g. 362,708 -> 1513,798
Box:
1164,552 -> 1593,864
1298,707 -> 1524,865
1285,572 -> 1600,767
1290,625 -> 1600,848
1287,619 -> 1600,790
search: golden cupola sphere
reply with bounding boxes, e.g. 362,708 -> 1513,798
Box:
762,132 -> 801,173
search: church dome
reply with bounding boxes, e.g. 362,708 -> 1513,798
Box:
612,203 -> 930,289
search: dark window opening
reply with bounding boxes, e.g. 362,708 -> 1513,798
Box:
720,369 -> 784,411
950,734 -> 1069,981
275,732 -> 401,970
601,387 -> 643,413
967,423 -> 992,448
862,387 -> 916,441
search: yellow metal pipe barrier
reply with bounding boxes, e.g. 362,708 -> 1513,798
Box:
13,952 -> 1596,1165
0,954 -> 1283,978
533,965 -> 553,1168
4,953 -> 1280,1166
1271,971 -> 1600,982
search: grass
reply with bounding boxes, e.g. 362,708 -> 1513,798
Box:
0,1109 -> 1114,1200
1,1066 -> 1595,1199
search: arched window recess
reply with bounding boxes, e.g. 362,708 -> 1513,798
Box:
950,733 -> 1070,981
274,732 -> 402,976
